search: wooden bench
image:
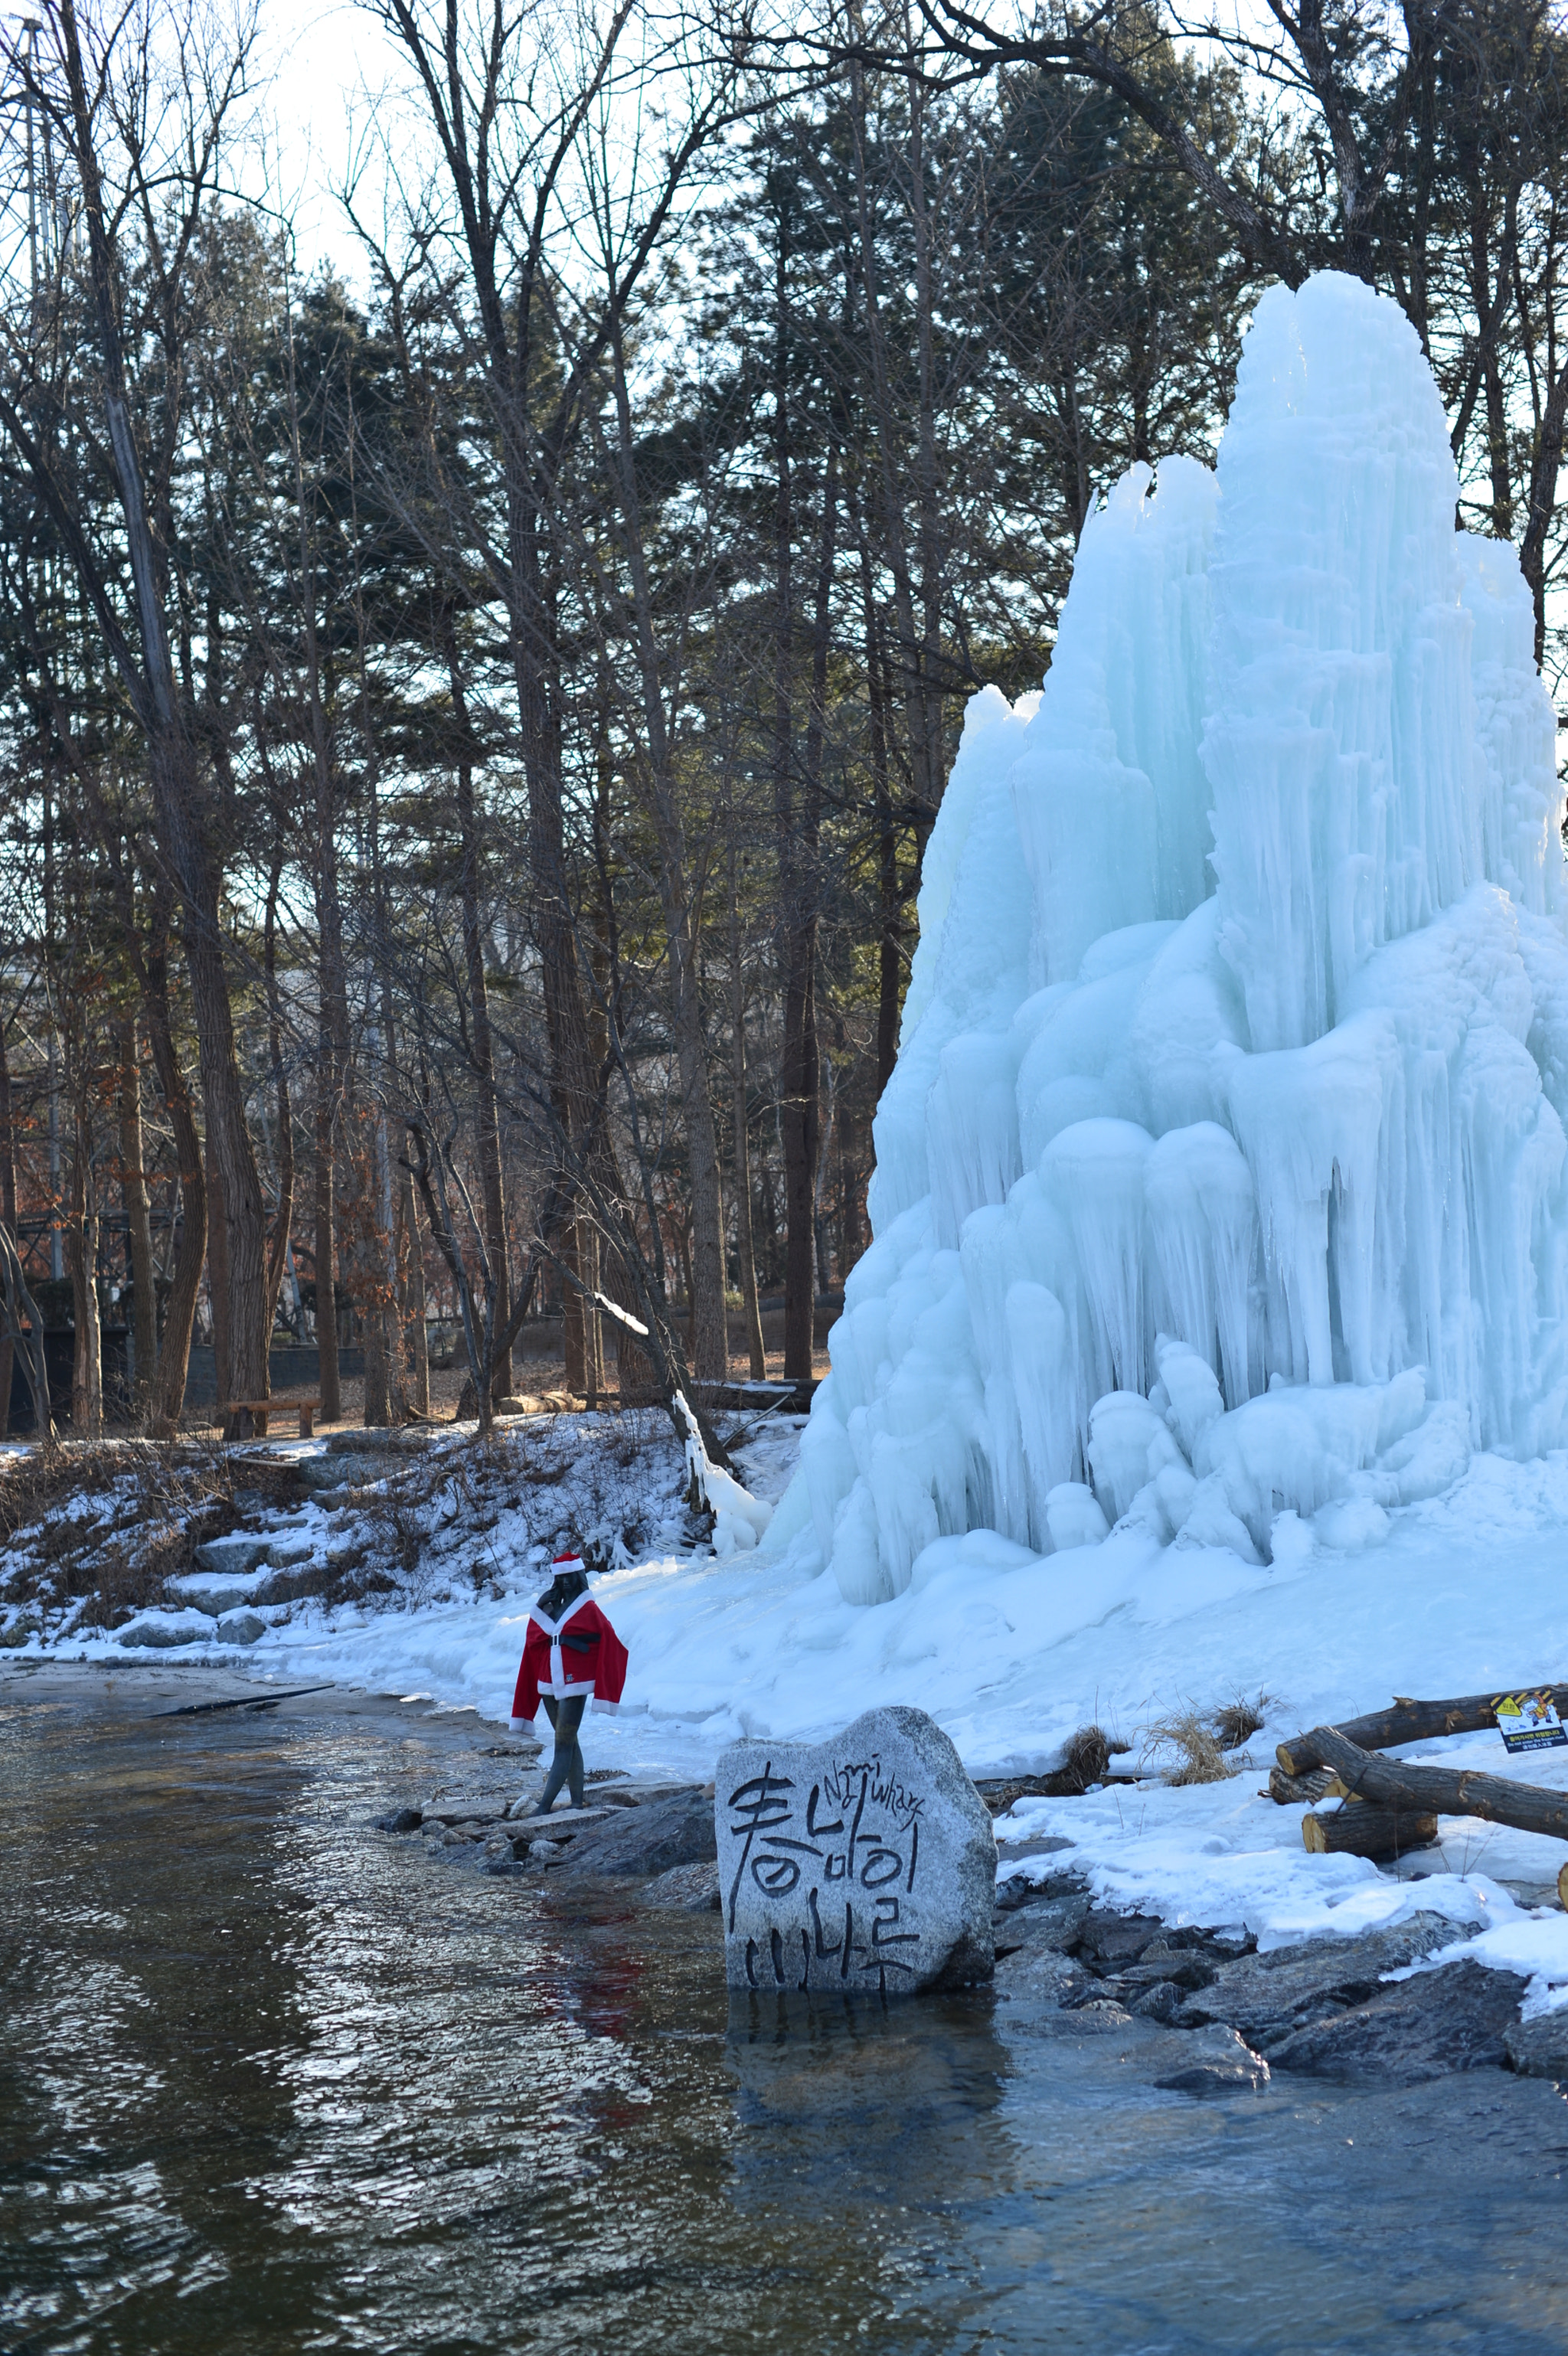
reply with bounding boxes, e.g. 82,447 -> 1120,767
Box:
218,1398 -> 322,1441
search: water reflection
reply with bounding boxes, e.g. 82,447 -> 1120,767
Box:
7,1672 -> 1568,2356
726,1988 -> 1010,2208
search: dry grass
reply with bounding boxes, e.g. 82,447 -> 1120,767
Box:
1142,1708 -> 1245,1787
975,1722 -> 1135,1812
1212,1691 -> 1272,1750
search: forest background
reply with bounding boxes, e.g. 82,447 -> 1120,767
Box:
0,0 -> 1564,1452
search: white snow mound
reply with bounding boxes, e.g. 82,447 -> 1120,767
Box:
785,273 -> 1568,1601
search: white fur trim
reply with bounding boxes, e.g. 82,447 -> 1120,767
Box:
528,1590 -> 595,1637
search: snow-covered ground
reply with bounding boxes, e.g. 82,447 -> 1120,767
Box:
7,1409 -> 1568,2021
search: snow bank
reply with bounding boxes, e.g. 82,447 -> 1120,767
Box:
787,272 -> 1568,1603
11,1411 -> 1568,2005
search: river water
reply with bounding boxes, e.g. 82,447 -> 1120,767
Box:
5,1663 -> 1568,2356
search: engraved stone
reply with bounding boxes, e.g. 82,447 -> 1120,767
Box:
714,1705 -> 995,1994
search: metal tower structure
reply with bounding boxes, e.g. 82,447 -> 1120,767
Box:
0,11 -> 57,312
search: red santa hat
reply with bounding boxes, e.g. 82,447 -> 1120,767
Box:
552,1551 -> 586,1571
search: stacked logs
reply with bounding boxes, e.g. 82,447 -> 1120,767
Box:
1269,1686 -> 1568,1896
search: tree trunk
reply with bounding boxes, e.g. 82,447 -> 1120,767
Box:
1306,1724 -> 1568,1847
728,848 -> 766,1381
1278,1687 -> 1568,1776
67,1073 -> 102,1439
143,936 -> 206,1433
860,534 -> 902,1099
118,1016 -> 158,1417
206,1130 -> 231,1417
768,206 -> 818,1387
263,864 -> 295,1335
398,1169 -> 430,1416
314,1071 -> 340,1425
562,1217 -> 585,1396
1302,1805 -> 1438,1861
51,0 -> 267,1406
152,741 -> 267,1407
0,1010 -> 15,1438
454,735 -> 513,1399
848,58 -> 943,853
603,328 -> 728,1384
361,1084 -> 396,1427
777,457 -> 835,1385
511,492 -> 599,1397
578,1216 -> 604,1407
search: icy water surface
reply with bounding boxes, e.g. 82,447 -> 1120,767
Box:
5,1665 -> 1568,2356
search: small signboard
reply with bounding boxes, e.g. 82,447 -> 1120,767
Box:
1493,1691 -> 1568,1756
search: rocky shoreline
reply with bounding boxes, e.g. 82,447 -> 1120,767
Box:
376,1745 -> 726,1900
994,1871 -> 1568,2091
15,1661 -> 1561,2103
384,1747 -> 1568,2097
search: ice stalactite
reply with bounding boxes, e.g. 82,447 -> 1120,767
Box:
773,272 -> 1568,1601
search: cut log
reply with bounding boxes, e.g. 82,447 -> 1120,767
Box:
1302,1724 -> 1568,1846
1267,1763 -> 1335,1805
1302,1805 -> 1439,1861
1277,1685 -> 1568,1778
1560,1862 -> 1568,1913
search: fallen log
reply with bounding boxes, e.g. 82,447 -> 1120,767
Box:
1302,1804 -> 1439,1861
1277,1685 -> 1568,1778
1303,1724 -> 1568,1847
1267,1763 -> 1335,1806
1561,1862 -> 1568,1911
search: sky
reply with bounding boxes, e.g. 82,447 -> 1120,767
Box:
250,0 -> 403,286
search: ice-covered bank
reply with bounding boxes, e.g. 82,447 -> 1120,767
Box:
782,271 -> 1568,1603
8,1410 -> 1568,2010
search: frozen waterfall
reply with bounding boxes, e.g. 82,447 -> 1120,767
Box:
782,272 -> 1568,1602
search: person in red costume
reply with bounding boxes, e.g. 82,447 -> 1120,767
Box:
510,1549 -> 629,1813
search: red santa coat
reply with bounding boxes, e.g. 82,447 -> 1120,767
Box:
509,1591 -> 629,1726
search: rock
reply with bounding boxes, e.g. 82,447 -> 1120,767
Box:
994,1933 -> 1093,2008
998,1876 -> 1092,1933
375,1807 -> 423,1832
116,1610 -> 211,1649
714,1705 -> 995,1995
1132,1981 -> 1188,2024
1113,1941 -> 1217,1994
1265,1959 -> 1527,2083
481,1833 -> 517,1874
503,1804 -> 616,1841
563,1789 -> 717,1878
215,1612 -> 266,1645
642,1861 -> 722,1912
1504,2008 -> 1568,2080
994,1841 -> 1080,1912
1071,1909 -> 1168,1968
1057,1998 -> 1135,2032
192,1536 -> 273,1578
1181,1913 -> 1463,2051
169,1583 -> 253,1616
1154,2024 -> 1270,2097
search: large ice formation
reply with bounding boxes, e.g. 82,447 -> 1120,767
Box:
789,273 -> 1568,1600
